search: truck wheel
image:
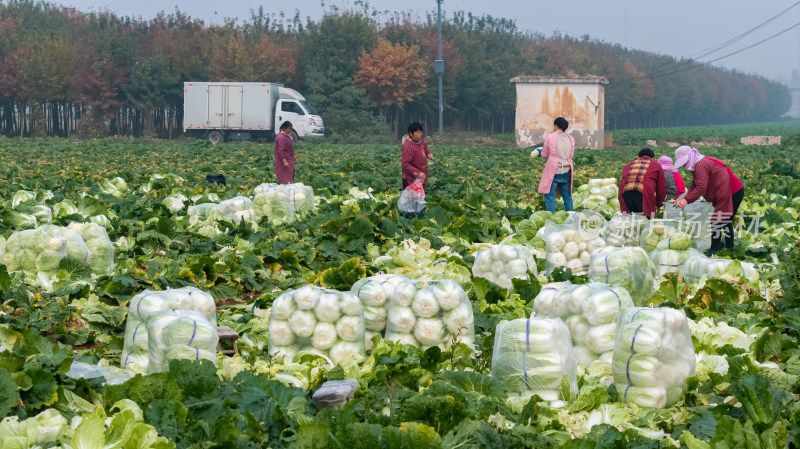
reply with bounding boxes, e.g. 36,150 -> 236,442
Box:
291,130 -> 300,143
208,131 -> 224,145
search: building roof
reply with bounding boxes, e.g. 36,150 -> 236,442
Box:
510,75 -> 609,85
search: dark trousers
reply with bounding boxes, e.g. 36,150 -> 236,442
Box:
710,187 -> 744,251
622,190 -> 643,214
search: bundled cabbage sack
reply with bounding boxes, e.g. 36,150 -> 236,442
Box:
663,201 -> 715,251
350,274 -> 408,349
500,210 -> 570,257
268,286 -> 366,364
0,228 -> 68,289
532,281 -> 572,316
472,245 -> 537,289
640,220 -> 685,252
38,225 -> 91,264
602,213 -> 648,247
680,255 -> 758,283
491,318 -> 577,400
66,222 -> 115,275
588,247 -> 657,306
384,279 -> 474,350
217,196 -> 256,224
649,247 -> 703,278
534,282 -> 633,365
613,307 -> 695,408
253,182 -> 315,224
121,287 -> 217,372
187,203 -> 222,222
544,220 -> 606,275
146,310 -> 219,374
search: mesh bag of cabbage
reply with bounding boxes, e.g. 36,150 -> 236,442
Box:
612,307 -> 695,408
543,218 -> 607,276
679,254 -> 758,284
350,274 -> 408,350
603,213 -> 649,247
121,287 -> 217,372
663,201 -> 715,251
491,318 -> 577,401
534,282 -> 633,365
146,309 -> 219,374
588,246 -> 658,306
649,247 -> 703,278
268,286 -> 366,365
0,227 -> 70,289
472,245 -> 537,290
253,182 -> 316,224
66,222 -> 115,275
384,279 -> 474,350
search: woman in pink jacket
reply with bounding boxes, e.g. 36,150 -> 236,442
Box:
537,117 -> 574,212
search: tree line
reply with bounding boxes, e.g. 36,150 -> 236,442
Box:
0,0 -> 791,139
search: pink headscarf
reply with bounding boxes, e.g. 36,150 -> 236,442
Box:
674,146 -> 704,171
658,156 -> 676,173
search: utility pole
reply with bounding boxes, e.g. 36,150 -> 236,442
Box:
436,0 -> 444,139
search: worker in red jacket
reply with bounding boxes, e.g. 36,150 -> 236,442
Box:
618,148 -> 667,218
673,146 -> 741,253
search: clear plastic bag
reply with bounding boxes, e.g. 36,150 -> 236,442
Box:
384,279 -> 474,350
66,222 -> 115,275
146,310 -> 219,374
350,274 -> 408,350
121,287 -> 217,372
491,318 -> 577,401
312,379 -> 359,410
532,281 -> 572,316
680,254 -> 758,283
253,183 -> 316,224
543,218 -> 606,276
398,179 -> 426,214
65,361 -> 135,386
588,246 -> 657,306
187,203 -> 222,225
216,196 -> 256,224
0,227 -> 69,290
268,286 -> 366,364
649,248 -> 703,278
663,201 -> 715,251
603,213 -> 649,247
534,282 -> 633,365
613,307 -> 695,408
472,245 -> 537,290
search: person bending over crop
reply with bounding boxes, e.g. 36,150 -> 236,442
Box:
618,148 -> 667,218
274,121 -> 296,184
401,122 -> 433,218
538,117 -> 574,212
657,156 -> 686,200
673,146 -> 743,253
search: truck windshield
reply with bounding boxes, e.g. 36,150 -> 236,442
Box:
299,101 -> 317,115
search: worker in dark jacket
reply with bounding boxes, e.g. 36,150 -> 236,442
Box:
618,148 -> 667,218
673,146 -> 738,253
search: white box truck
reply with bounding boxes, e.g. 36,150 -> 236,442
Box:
183,82 -> 324,144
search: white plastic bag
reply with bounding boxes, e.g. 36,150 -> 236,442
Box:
663,201 -> 715,251
613,307 -> 695,408
472,245 -> 537,290
350,274 -> 408,350
491,318 -> 577,401
312,379 -> 359,410
253,182 -> 315,224
588,246 -> 658,306
398,179 -> 426,214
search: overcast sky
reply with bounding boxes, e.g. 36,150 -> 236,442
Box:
57,0 -> 800,82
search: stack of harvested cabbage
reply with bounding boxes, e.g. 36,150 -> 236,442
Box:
663,201 -> 715,251
680,255 -> 758,283
0,228 -> 68,289
531,281 -> 572,316
350,274 -> 408,349
613,307 -> 695,408
472,245 -> 537,289
573,178 -> 620,216
217,196 -> 256,224
121,287 -> 217,372
534,283 -> 633,365
268,286 -> 366,364
603,213 -> 648,247
384,279 -> 474,350
253,183 -> 315,224
187,203 -> 222,223
67,222 -> 115,275
147,310 -> 219,374
640,220 -> 682,252
500,210 -> 570,258
544,226 -> 606,275
588,247 -> 657,306
491,318 -> 577,400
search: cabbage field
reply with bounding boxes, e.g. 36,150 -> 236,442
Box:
1,135 -> 800,449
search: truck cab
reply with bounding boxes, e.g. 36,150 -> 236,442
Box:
276,87 -> 324,139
